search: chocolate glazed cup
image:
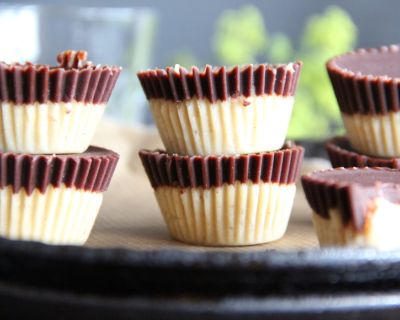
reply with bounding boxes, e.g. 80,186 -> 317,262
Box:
139,143 -> 304,246
0,146 -> 119,245
302,167 -> 400,249
326,45 -> 400,157
137,63 -> 302,156
0,50 -> 121,154
326,136 -> 400,169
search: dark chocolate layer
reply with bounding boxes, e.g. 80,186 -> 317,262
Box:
0,146 -> 119,195
139,143 -> 304,189
327,45 -> 400,115
326,136 -> 400,169
301,167 -> 400,230
0,50 -> 121,104
137,62 -> 302,103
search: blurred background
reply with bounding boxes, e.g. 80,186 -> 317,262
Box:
1,0 -> 399,140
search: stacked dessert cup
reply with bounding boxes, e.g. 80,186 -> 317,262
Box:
0,50 -> 121,245
302,45 -> 400,249
138,63 -> 304,246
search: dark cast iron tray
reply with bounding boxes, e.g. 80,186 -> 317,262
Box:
1,237 -> 400,319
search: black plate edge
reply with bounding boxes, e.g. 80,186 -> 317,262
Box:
1,280 -> 400,320
1,237 -> 400,297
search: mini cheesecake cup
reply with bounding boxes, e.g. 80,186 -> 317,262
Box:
139,143 -> 304,246
326,136 -> 400,168
302,167 -> 400,249
0,146 -> 119,244
138,63 -> 302,156
0,50 -> 121,154
327,45 -> 400,157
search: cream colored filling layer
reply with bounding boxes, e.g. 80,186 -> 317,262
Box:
154,182 -> 296,246
150,95 -> 294,156
0,185 -> 103,245
312,198 -> 400,249
0,102 -> 105,154
342,112 -> 400,157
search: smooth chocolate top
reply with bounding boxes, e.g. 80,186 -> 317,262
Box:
326,136 -> 400,169
333,48 -> 400,78
0,50 -> 121,104
137,62 -> 302,103
139,143 -> 304,189
0,146 -> 119,195
326,45 -> 400,115
308,167 -> 400,185
302,167 -> 400,229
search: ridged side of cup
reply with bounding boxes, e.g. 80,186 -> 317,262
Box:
138,63 -> 302,155
326,136 -> 400,169
0,146 -> 119,195
0,101 -> 106,154
327,45 -> 400,157
0,62 -> 121,104
0,184 -> 102,244
139,144 -> 304,246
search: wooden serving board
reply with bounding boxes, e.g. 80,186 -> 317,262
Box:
86,172 -> 317,251
86,119 -> 330,251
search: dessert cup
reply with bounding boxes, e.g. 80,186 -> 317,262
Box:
0,50 -> 121,154
138,63 -> 302,156
139,143 -> 304,246
326,136 -> 400,169
327,45 -> 400,157
302,167 -> 400,249
0,146 -> 119,244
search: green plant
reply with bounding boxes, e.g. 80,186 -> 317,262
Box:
291,6 -> 357,139
213,6 -> 268,65
213,5 -> 357,139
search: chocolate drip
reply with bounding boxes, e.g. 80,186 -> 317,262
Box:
327,45 -> 400,115
137,62 -> 302,103
0,146 -> 119,195
326,136 -> 400,169
57,50 -> 92,69
0,51 -> 121,104
139,143 -> 304,189
301,167 -> 400,230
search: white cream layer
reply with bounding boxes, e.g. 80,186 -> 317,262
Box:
149,95 -> 294,156
154,181 -> 296,246
0,185 -> 103,245
312,197 -> 400,249
342,112 -> 400,157
0,102 -> 105,154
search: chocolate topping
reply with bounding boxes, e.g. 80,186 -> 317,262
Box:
57,50 -> 92,69
137,62 -> 302,103
139,143 -> 304,189
326,136 -> 400,169
0,146 -> 119,195
0,50 -> 121,104
302,167 -> 400,230
327,45 -> 400,115
332,47 -> 400,78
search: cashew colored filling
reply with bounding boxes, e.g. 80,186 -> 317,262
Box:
0,102 -> 105,154
342,111 -> 400,157
149,95 -> 294,156
0,184 -> 103,244
154,181 -> 296,246
312,197 -> 400,249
